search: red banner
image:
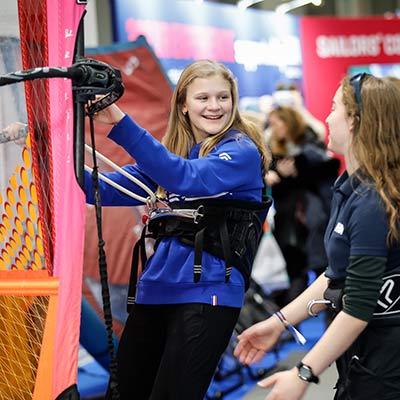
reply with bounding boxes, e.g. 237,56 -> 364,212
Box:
300,16 -> 400,129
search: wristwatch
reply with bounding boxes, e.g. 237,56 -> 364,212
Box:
296,362 -> 319,384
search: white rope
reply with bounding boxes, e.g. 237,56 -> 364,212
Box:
84,165 -> 149,204
84,144 -> 157,203
84,145 -> 204,221
84,158 -> 205,221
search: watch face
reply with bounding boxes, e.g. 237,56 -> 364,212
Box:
299,365 -> 312,380
297,362 -> 319,383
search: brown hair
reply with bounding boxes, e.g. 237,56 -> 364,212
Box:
341,74 -> 400,243
268,105 -> 306,156
159,60 -> 270,196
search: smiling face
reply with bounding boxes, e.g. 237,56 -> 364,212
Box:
182,74 -> 233,143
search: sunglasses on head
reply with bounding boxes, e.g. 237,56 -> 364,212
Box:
349,72 -> 369,116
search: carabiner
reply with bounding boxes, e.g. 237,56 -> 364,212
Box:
306,299 -> 333,317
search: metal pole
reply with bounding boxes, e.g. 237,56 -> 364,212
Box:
73,11 -> 86,189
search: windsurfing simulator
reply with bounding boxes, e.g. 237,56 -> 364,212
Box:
0,58 -> 126,399
0,1 -> 126,399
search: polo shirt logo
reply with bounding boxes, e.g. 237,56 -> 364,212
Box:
334,222 -> 344,235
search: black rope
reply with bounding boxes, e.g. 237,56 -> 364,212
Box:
88,114 -> 120,400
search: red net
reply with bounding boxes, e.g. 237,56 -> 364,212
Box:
17,0 -> 54,274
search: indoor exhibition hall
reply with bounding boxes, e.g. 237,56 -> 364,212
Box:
1,0 -> 400,399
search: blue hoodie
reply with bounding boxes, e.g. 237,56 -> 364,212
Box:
85,115 -> 264,308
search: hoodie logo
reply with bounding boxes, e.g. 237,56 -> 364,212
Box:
219,152 -> 232,161
334,222 -> 344,235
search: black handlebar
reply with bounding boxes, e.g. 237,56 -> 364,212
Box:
0,57 -> 124,113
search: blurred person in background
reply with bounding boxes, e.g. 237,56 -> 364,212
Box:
272,83 -> 326,141
265,105 -> 339,306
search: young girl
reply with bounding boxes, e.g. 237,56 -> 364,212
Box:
85,59 -> 270,400
234,74 -> 400,400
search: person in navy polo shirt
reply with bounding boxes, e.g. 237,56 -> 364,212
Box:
234,73 -> 400,400
85,60 -> 270,400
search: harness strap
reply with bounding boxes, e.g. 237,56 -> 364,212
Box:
194,227 -> 206,282
127,226 -> 147,313
126,198 -> 271,308
219,217 -> 233,283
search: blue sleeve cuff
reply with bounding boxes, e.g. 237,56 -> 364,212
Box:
107,114 -> 147,148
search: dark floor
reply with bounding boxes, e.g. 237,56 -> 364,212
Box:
205,312 -> 332,400
79,312 -> 334,400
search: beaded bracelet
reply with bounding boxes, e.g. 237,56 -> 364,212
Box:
274,310 -> 307,345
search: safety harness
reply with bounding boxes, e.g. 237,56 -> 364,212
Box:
127,197 -> 271,312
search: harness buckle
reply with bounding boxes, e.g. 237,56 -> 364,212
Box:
147,196 -> 155,210
193,205 -> 204,224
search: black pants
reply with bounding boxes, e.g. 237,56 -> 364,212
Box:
106,303 -> 240,400
334,324 -> 400,400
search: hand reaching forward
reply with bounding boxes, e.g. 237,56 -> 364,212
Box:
258,368 -> 309,400
233,316 -> 284,365
88,101 -> 125,125
3,122 -> 28,146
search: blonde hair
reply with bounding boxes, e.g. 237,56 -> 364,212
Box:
159,59 -> 270,196
342,75 -> 400,243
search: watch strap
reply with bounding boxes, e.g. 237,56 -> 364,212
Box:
296,362 -> 319,384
